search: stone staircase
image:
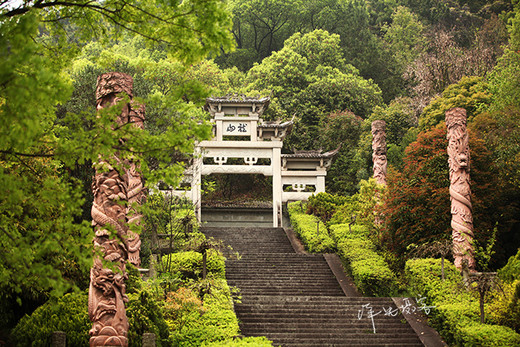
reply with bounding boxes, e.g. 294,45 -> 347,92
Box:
201,207 -> 273,228
202,227 -> 427,347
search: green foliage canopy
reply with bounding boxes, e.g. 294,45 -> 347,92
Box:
418,76 -> 492,130
246,29 -> 382,151
381,126 -> 501,267
0,0 -> 233,300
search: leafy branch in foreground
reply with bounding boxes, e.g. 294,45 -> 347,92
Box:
0,0 -> 232,301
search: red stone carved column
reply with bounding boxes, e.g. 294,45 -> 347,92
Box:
89,72 -> 142,346
125,102 -> 145,267
446,107 -> 475,271
371,120 -> 387,185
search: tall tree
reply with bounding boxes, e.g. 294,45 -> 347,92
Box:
383,6 -> 425,74
380,126 -> 500,268
405,26 -> 501,115
218,0 -> 302,70
245,29 -> 383,149
418,76 -> 492,130
319,110 -> 364,194
0,0 -> 233,303
367,97 -> 417,169
468,6 -> 520,261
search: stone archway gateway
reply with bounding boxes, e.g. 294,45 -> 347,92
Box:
172,94 -> 339,227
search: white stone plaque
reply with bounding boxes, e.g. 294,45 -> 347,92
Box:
223,121 -> 250,135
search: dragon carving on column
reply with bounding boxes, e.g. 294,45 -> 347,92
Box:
126,102 -> 145,267
371,120 -> 387,185
446,107 -> 475,271
88,72 -> 144,346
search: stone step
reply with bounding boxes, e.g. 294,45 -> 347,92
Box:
227,268 -> 338,274
227,279 -> 343,285
229,282 -> 344,289
238,295 -> 395,304
203,227 -> 293,242
230,272 -> 339,277
244,331 -> 423,343
237,319 -> 413,328
227,255 -> 327,261
227,264 -> 336,269
202,226 -> 428,346
236,304 -> 400,320
217,238 -> 292,242
203,227 -> 284,232
227,268 -> 336,273
235,292 -> 345,297
255,343 -> 420,347
248,335 -> 423,347
229,257 -> 331,260
234,288 -> 345,296
207,234 -> 292,240
229,278 -> 342,283
228,262 -> 331,266
241,328 -> 419,338
241,322 -> 415,332
237,316 -> 413,326
225,250 -> 296,255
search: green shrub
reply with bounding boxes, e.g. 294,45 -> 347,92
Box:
307,192 -> 350,223
126,262 -> 144,294
488,280 -> 520,332
329,178 -> 384,228
330,223 -> 398,296
12,291 -> 90,347
405,258 -> 520,346
13,286 -> 172,347
430,302 -> 480,343
127,289 -> 170,347
287,201 -> 335,253
498,248 -> 520,283
337,238 -> 375,260
350,258 -> 397,296
456,322 -> 520,346
166,279 -> 240,346
405,258 -> 465,303
162,250 -> 226,281
203,336 -> 274,346
328,223 -> 367,242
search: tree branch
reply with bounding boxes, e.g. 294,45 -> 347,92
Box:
0,149 -> 55,158
3,0 -> 113,18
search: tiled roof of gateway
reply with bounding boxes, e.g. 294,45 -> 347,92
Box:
258,120 -> 293,128
206,93 -> 270,104
281,146 -> 341,159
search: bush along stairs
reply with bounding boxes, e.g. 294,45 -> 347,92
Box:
203,226 -> 441,347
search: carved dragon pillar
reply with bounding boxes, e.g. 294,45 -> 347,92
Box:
446,107 -> 475,271
89,72 -> 144,346
371,120 -> 387,185
125,101 -> 145,267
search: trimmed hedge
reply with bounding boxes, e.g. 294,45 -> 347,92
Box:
162,249 -> 226,281
307,192 -> 350,223
12,291 -> 90,347
405,258 -> 520,346
329,223 -> 398,296
12,288 -> 171,347
12,250 -> 238,346
487,279 -> 520,332
166,279 -> 240,346
287,201 -> 335,253
127,290 -> 170,347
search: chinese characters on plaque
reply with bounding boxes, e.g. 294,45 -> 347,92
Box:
223,121 -> 250,136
